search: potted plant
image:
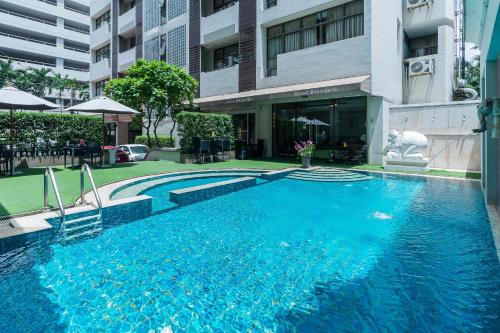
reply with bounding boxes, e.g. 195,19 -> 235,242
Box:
294,141 -> 316,168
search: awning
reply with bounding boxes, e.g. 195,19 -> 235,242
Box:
194,75 -> 371,107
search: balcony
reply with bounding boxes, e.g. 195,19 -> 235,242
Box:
90,57 -> 111,82
201,2 -> 239,45
118,7 -> 136,35
200,65 -> 239,97
404,0 -> 455,36
118,48 -> 136,73
1,0 -> 89,25
91,23 -> 111,50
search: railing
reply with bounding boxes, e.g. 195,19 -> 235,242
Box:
0,31 -> 56,47
44,167 -> 66,226
64,45 -> 90,54
80,164 -> 103,213
37,0 -> 57,5
64,25 -> 90,35
0,55 -> 56,68
64,5 -> 90,16
64,65 -> 90,72
0,8 -> 57,26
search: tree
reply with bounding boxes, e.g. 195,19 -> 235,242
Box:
52,73 -> 69,106
28,67 -> 53,98
0,59 -> 17,87
464,55 -> 480,94
66,78 -> 78,106
78,84 -> 90,102
13,70 -> 35,93
105,59 -> 198,147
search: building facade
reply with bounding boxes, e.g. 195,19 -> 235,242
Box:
0,0 -> 91,106
89,0 -> 144,144
91,0 -> 479,168
464,0 -> 500,208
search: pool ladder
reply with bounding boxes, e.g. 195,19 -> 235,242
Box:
44,164 -> 103,243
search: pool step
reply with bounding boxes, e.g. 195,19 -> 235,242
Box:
287,168 -> 373,182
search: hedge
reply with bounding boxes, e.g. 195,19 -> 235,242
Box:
0,112 -> 102,147
177,111 -> 233,151
135,135 -> 175,148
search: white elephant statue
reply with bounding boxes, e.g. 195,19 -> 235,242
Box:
383,130 -> 430,171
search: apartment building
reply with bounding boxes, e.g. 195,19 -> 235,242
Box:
89,0 -> 144,144
91,0 -> 478,167
0,0 -> 91,106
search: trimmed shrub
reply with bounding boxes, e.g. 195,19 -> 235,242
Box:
177,111 -> 234,151
0,112 -> 101,147
135,135 -> 175,148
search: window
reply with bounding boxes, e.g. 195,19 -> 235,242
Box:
95,79 -> 108,96
95,44 -> 110,63
168,25 -> 186,67
213,0 -> 238,14
160,34 -> 167,61
144,37 -> 159,60
233,113 -> 255,143
266,0 -> 364,76
408,34 -> 438,58
95,10 -> 110,30
161,0 -> 167,24
214,44 -> 239,70
144,0 -> 161,31
168,0 -> 186,20
266,0 -> 277,9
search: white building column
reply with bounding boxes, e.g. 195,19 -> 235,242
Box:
367,96 -> 390,165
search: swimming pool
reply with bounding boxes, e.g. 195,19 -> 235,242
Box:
1,173 -> 499,332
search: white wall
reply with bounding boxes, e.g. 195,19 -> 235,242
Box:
200,65 -> 239,97
389,101 -> 481,171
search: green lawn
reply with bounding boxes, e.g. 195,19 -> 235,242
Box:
0,159 -> 480,218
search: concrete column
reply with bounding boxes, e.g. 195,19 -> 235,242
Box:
256,104 -> 273,157
367,95 -> 390,165
57,0 -> 64,6
484,59 -> 499,206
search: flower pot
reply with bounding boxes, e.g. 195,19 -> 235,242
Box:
301,156 -> 311,168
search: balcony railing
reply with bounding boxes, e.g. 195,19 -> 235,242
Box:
37,0 -> 57,5
64,65 -> 90,72
64,45 -> 90,54
64,5 -> 90,16
0,55 -> 56,68
65,25 -> 90,35
0,31 -> 56,47
0,8 -> 56,26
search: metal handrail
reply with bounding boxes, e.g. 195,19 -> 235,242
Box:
80,164 -> 102,211
0,55 -> 56,67
64,45 -> 90,54
44,167 -> 66,223
0,8 -> 57,26
64,5 -> 90,16
64,25 -> 90,35
0,31 -> 57,47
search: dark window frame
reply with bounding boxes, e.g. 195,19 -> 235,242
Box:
266,0 -> 364,77
213,0 -> 238,14
95,10 -> 110,30
95,79 -> 108,96
214,43 -> 239,70
266,0 -> 277,9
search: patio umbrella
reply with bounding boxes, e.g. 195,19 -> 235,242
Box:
309,119 -> 330,144
0,86 -> 59,176
64,96 -> 139,150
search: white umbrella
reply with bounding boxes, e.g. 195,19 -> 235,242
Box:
308,119 -> 330,144
0,86 -> 59,176
64,96 -> 140,148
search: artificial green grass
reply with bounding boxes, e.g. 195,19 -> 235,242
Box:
0,159 -> 480,218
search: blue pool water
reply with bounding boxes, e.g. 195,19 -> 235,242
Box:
1,174 -> 500,332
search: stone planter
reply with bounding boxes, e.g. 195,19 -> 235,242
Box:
301,156 -> 311,168
146,148 -> 181,163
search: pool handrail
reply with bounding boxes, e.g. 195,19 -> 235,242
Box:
44,166 -> 66,225
80,163 -> 103,212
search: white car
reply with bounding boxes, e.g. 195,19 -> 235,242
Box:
117,144 -> 150,162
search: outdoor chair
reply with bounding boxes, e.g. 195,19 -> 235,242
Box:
250,139 -> 265,158
192,137 -> 212,164
0,145 -> 9,175
84,144 -> 103,167
217,137 -> 231,161
351,145 -> 367,164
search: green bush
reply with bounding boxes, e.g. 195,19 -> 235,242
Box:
0,112 -> 101,147
135,135 -> 175,148
177,111 -> 234,151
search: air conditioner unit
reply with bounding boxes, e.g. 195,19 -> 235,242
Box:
409,59 -> 435,76
407,0 -> 432,9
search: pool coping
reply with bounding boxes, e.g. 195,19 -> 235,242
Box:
486,205 -> 500,263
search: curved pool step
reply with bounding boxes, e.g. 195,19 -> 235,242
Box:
287,168 -> 373,182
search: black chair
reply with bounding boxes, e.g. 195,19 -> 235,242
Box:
218,137 -> 231,161
84,144 -> 103,166
235,140 -> 248,160
250,139 -> 265,158
0,145 -> 9,175
193,137 -> 212,163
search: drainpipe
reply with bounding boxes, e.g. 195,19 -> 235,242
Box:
473,98 -> 500,138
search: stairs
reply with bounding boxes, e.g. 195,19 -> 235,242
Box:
61,214 -> 102,243
287,167 -> 374,182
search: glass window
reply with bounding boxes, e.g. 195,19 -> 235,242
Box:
161,0 -> 167,24
167,25 -> 187,67
266,0 -> 364,76
266,0 -> 277,9
408,34 -> 438,58
160,34 -> 167,61
214,43 -> 239,70
168,0 -> 186,20
95,10 -> 110,30
95,79 -> 108,96
144,37 -> 160,60
95,44 -> 110,63
232,113 -> 255,143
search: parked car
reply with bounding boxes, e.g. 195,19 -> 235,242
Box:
117,144 -> 150,162
115,148 -> 129,163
